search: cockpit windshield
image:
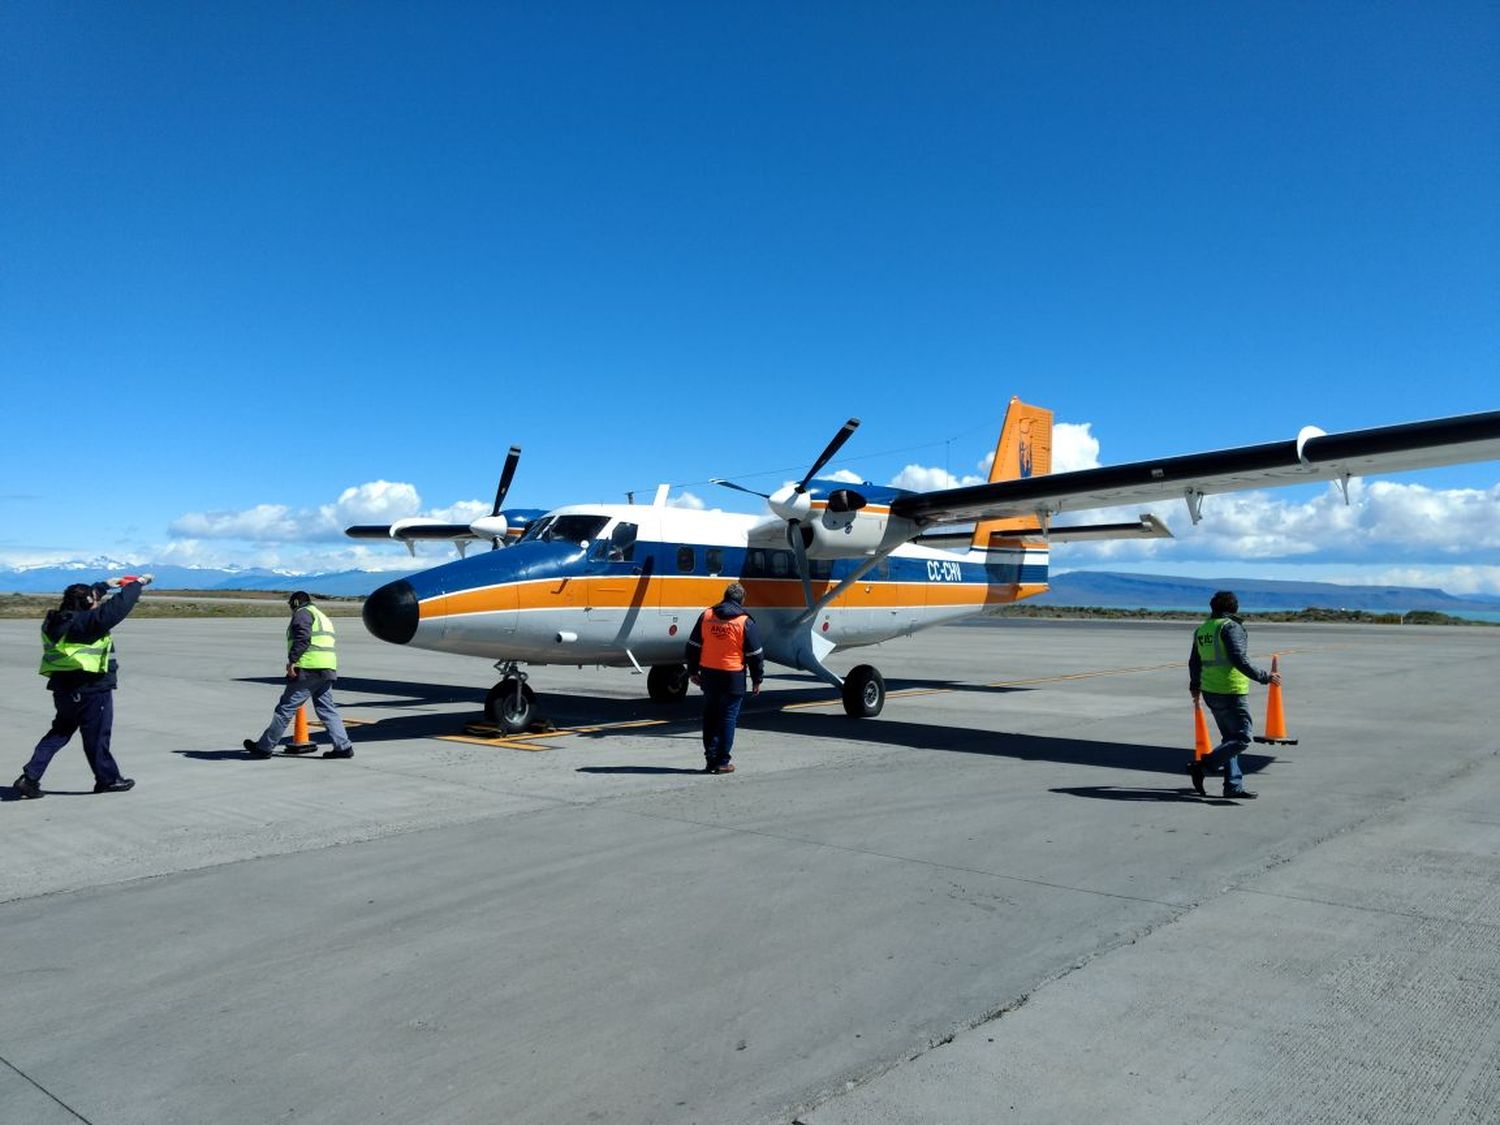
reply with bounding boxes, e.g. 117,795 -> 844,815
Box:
519,513 -> 610,546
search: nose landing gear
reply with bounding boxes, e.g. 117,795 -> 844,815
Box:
485,662 -> 537,733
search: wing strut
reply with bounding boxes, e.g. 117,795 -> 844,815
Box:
1184,488 -> 1205,525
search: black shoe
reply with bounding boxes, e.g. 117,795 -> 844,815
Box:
93,778 -> 135,794
322,747 -> 353,759
1187,761 -> 1206,796
243,739 -> 272,759
1223,787 -> 1258,799
13,773 -> 42,799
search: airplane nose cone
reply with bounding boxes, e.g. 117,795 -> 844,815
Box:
363,579 -> 419,645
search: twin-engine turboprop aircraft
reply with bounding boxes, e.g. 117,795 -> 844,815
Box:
349,399 -> 1500,733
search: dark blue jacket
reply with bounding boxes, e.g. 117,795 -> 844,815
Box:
685,600 -> 765,695
41,581 -> 143,694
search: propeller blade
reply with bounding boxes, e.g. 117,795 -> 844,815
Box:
490,445 -> 522,550
492,445 -> 522,515
798,418 -> 861,492
709,478 -> 771,499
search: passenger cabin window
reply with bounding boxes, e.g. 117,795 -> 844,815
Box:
705,548 -> 723,576
676,546 -> 695,573
743,547 -> 805,580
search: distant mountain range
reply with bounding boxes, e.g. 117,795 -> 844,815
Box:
4,560 -> 1499,615
1036,571 -> 1500,614
0,559 -> 394,598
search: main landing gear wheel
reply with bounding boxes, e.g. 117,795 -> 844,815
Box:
841,664 -> 885,718
647,663 -> 690,704
486,677 -> 537,734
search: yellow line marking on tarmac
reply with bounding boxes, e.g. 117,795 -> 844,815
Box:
435,717 -> 670,753
439,734 -> 554,752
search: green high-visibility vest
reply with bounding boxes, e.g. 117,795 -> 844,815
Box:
1194,617 -> 1249,695
290,604 -> 338,670
39,625 -> 113,676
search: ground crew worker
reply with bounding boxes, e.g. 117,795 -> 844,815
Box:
243,591 -> 355,759
685,581 -> 764,774
1188,590 -> 1279,799
14,574 -> 153,798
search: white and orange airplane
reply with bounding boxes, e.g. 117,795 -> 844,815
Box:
349,399 -> 1500,732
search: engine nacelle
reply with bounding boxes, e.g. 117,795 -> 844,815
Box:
798,507 -> 918,559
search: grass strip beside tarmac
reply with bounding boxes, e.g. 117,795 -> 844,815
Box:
0,591 -> 367,619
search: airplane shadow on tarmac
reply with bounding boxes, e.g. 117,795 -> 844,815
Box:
233,675 -> 488,708
205,676 -> 1273,798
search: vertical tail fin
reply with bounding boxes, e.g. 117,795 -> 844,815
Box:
970,397 -> 1053,550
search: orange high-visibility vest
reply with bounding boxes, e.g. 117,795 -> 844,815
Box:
698,610 -> 748,672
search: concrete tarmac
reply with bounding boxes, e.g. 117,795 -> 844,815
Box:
1,616 -> 1496,1124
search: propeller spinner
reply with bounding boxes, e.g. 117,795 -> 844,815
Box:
712,418 -> 861,610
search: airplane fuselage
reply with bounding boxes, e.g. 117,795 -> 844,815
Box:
362,503 -> 1049,669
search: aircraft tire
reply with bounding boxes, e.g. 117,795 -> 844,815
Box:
841,664 -> 885,718
486,677 -> 538,733
647,663 -> 690,703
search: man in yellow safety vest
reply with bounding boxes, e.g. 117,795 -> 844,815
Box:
14,574 -> 152,798
243,591 -> 355,759
1189,590 -> 1279,799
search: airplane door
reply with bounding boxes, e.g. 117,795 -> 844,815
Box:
585,522 -> 648,641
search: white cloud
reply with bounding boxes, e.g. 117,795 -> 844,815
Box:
428,499 -> 490,523
824,468 -> 866,484
160,479 -> 510,570
889,463 -> 986,491
168,504 -> 333,542
170,481 -> 451,544
1052,422 -> 1101,473
668,490 -> 707,510
335,481 -> 422,524
1052,479 -> 1500,567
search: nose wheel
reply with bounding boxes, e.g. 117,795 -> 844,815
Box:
486,664 -> 538,733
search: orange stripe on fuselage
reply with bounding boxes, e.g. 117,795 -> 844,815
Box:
417,575 -> 1048,619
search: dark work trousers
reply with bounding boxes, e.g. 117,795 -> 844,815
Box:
250,670 -> 354,753
24,690 -> 123,785
701,685 -> 744,770
1202,690 -> 1253,790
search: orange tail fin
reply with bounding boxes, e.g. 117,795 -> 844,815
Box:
971,397 -> 1053,550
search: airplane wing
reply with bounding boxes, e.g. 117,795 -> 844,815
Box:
890,411 -> 1500,526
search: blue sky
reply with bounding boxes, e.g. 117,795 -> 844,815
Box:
2,2 -> 1497,589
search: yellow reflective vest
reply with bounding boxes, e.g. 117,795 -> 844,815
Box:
1193,617 -> 1249,695
289,605 -> 338,670
39,625 -> 113,676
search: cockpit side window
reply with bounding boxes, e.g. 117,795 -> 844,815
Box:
522,514 -> 609,546
607,521 -> 637,562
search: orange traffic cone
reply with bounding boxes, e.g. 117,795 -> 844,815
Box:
285,703 -> 318,754
1193,700 -> 1213,761
1253,654 -> 1298,745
